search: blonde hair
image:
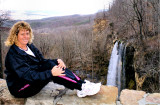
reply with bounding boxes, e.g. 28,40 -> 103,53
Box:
4,21 -> 34,46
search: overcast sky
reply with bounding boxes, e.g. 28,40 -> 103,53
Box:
0,0 -> 113,20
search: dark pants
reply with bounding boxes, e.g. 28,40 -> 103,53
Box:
13,68 -> 84,98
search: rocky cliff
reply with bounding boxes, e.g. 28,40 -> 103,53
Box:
0,79 -> 160,105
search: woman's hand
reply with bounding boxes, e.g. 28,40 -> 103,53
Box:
57,59 -> 66,69
51,66 -> 65,76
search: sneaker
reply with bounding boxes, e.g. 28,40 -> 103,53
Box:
77,80 -> 101,97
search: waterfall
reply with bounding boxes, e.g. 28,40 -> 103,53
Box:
106,41 -> 119,86
106,41 -> 126,97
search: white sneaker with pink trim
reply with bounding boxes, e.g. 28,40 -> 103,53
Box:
77,80 -> 101,97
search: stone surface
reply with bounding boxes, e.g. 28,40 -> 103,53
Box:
120,89 -> 146,105
2,78 -> 159,105
25,82 -> 65,105
145,93 -> 160,104
26,84 -> 118,105
0,79 -> 26,105
0,79 -> 118,105
57,85 -> 118,105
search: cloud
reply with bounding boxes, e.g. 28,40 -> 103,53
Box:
0,0 -> 113,20
10,10 -> 53,20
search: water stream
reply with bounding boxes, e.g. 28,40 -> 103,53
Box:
106,41 -> 126,97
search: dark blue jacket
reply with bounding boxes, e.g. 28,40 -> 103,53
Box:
5,43 -> 58,95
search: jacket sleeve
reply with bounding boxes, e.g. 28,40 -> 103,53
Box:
5,53 -> 53,83
31,44 -> 58,66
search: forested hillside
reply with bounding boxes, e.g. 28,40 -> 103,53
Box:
93,0 -> 159,93
3,14 -> 95,29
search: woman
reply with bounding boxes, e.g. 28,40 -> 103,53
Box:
4,21 -> 101,98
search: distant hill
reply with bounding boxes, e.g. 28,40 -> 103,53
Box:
3,14 -> 95,29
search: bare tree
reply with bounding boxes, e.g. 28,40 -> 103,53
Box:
0,10 -> 10,78
106,0 -> 159,92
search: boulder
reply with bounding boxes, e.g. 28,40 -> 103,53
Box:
120,89 -> 146,105
2,78 -> 160,105
145,93 -> 160,104
0,79 -> 25,105
0,79 -> 118,105
56,85 -> 118,105
25,83 -> 118,105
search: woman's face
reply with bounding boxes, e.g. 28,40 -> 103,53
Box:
17,29 -> 30,47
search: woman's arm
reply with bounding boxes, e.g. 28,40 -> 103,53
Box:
29,44 -> 59,66
5,53 -> 53,83
32,44 -> 66,69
